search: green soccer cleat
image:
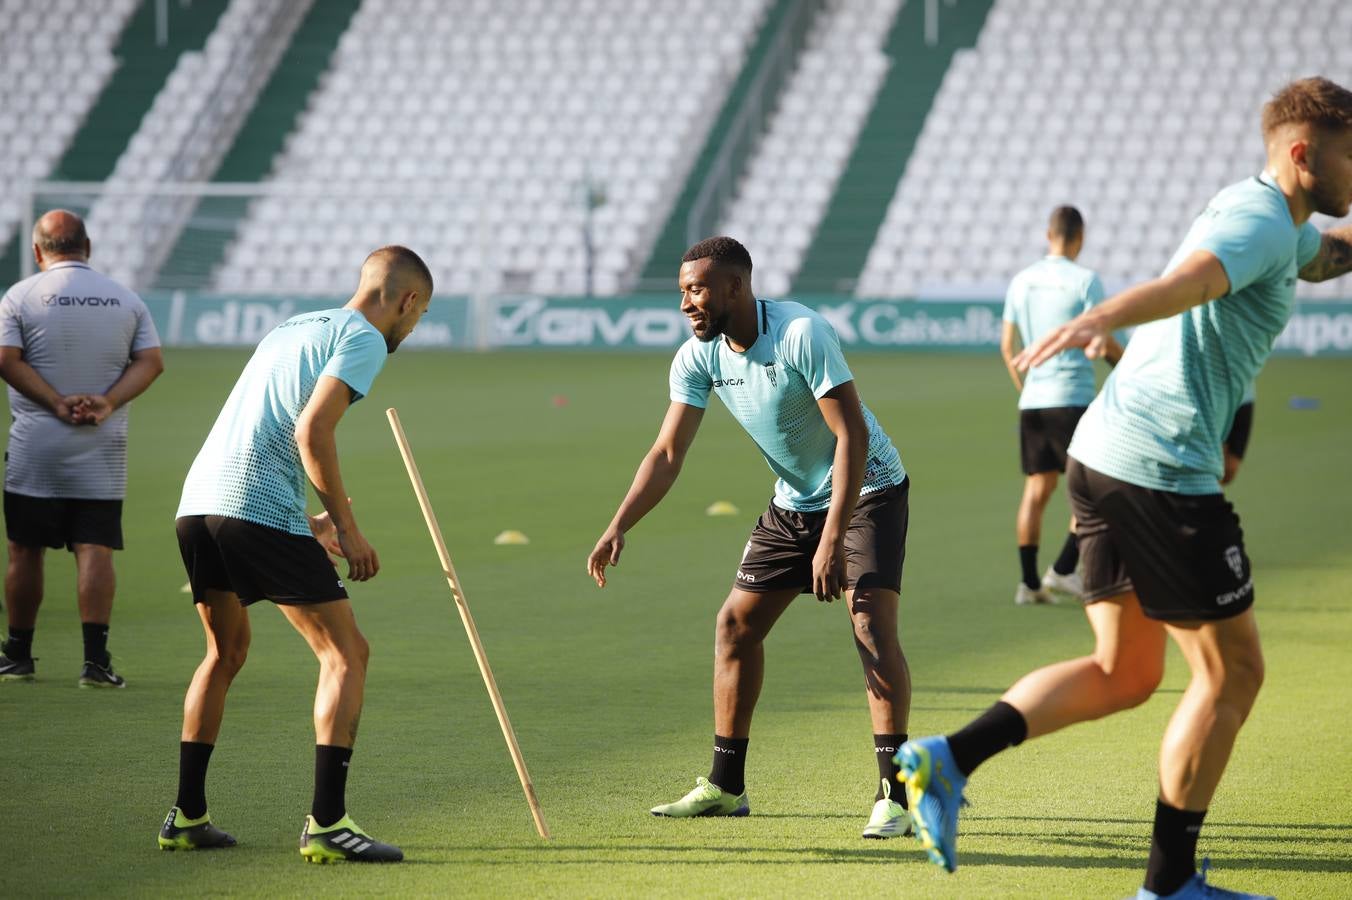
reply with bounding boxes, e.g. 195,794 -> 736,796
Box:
650,776 -> 750,818
862,778 -> 913,839
299,814 -> 403,863
0,653 -> 35,682
158,806 -> 237,850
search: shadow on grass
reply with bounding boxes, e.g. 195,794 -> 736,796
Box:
396,839 -> 1352,873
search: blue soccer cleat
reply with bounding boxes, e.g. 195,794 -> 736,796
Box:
895,736 -> 967,873
1132,859 -> 1274,899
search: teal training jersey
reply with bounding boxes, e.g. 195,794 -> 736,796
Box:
1002,256 -> 1105,409
669,299 -> 905,512
178,308 -> 387,535
1069,174 -> 1321,493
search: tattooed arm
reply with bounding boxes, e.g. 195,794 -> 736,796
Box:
1298,226 -> 1352,282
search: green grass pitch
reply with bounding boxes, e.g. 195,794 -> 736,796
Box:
1,349 -> 1350,898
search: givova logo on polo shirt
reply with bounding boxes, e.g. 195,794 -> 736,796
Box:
40,294 -> 120,307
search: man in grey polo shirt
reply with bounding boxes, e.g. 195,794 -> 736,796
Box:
0,210 -> 164,687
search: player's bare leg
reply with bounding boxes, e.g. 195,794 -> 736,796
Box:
1003,592 -> 1166,737
847,587 -> 910,732
280,599 -> 369,748
1159,610 -> 1264,810
849,586 -> 915,837
713,587 -> 799,737
1015,472 -> 1059,604
161,589 -> 248,850
72,543 -> 114,625
0,542 -> 43,680
182,590 -> 251,744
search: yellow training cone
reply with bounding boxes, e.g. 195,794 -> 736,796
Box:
494,530 -> 530,545
706,500 -> 739,516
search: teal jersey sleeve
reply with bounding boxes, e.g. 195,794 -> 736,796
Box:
782,315 -> 852,399
668,341 -> 712,408
1083,273 -> 1105,311
1198,206 -> 1294,296
321,324 -> 386,401
1297,222 -> 1322,268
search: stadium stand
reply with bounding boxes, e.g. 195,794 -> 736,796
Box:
0,0 -> 138,251
214,0 -> 773,296
719,0 -> 902,298
856,0 -> 1352,300
85,0 -> 313,289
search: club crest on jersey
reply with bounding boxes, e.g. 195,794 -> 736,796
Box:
764,362 -> 777,387
1223,546 -> 1244,580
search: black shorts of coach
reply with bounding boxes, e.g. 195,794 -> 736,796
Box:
1067,459 -> 1253,621
4,490 -> 124,550
1225,401 -> 1255,459
733,478 -> 909,595
176,515 -> 349,606
1019,406 -> 1087,475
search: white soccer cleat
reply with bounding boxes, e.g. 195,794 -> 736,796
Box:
1014,583 -> 1055,605
862,778 -> 912,839
1041,567 -> 1084,599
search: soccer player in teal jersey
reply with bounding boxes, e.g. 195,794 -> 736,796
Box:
587,237 -> 915,839
159,247 -> 432,863
1000,206 -> 1122,606
897,78 -> 1352,900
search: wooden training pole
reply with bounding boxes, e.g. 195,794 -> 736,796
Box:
386,408 -> 551,840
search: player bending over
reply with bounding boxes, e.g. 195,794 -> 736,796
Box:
587,236 -> 916,840
159,247 -> 431,863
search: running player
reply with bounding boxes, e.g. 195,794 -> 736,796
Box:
897,77 -> 1352,900
1000,206 -> 1122,605
158,246 -> 432,863
586,237 -> 914,839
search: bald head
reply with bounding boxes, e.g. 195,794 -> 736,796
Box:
32,209 -> 90,264
358,245 -> 434,299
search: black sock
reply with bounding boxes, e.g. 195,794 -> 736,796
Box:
3,627 -> 35,660
709,735 -> 749,796
1143,800 -> 1206,896
81,621 -> 109,665
175,741 -> 215,820
312,745 -> 353,827
946,701 -> 1028,776
1019,545 -> 1040,589
1052,532 -> 1080,576
874,733 -> 907,805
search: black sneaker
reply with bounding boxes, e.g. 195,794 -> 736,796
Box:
299,814 -> 403,863
0,653 -> 35,682
158,806 -> 237,850
78,658 -> 126,688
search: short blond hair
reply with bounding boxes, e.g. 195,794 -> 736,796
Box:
1262,77 -> 1352,139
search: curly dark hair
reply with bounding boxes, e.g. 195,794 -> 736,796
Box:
682,235 -> 753,272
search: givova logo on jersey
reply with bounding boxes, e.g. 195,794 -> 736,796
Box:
41,294 -> 120,307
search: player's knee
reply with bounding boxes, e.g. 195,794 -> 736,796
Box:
218,642 -> 248,678
1219,644 -> 1265,708
714,605 -> 758,654
1098,649 -> 1163,709
850,611 -> 895,656
6,543 -> 43,567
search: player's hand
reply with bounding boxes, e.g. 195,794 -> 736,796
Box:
337,525 -> 380,582
587,528 -> 625,588
54,395 -> 82,424
1013,314 -> 1112,372
811,536 -> 846,602
308,509 -> 346,560
71,394 -> 114,426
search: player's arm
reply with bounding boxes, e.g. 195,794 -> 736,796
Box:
295,374 -> 379,582
1297,225 -> 1352,282
587,401 -> 704,588
0,346 -> 81,423
999,321 -> 1024,393
71,347 -> 165,425
1015,250 -> 1230,370
812,381 -> 869,602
